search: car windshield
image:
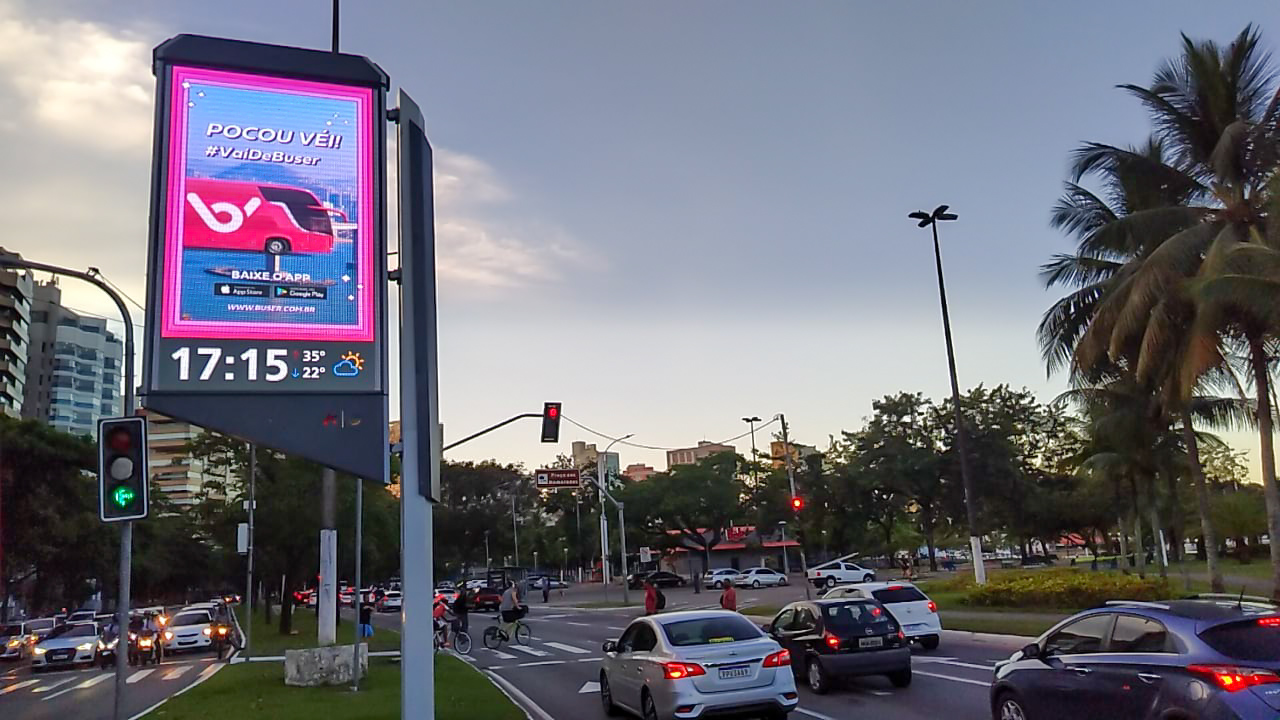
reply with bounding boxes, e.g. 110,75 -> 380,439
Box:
171,613 -> 209,627
57,625 -> 97,638
871,587 -> 928,604
1,624 -> 22,636
821,601 -> 895,635
27,619 -> 54,632
661,615 -> 762,647
1200,620 -> 1280,662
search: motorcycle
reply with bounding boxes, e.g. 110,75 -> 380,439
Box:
129,629 -> 161,666
211,621 -> 233,660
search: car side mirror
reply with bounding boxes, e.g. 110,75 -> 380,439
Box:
603,640 -> 617,653
1020,643 -> 1040,659
762,623 -> 773,634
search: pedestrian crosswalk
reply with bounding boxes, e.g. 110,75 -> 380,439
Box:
463,636 -> 600,671
0,661 -> 212,699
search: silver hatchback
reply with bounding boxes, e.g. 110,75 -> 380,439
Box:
600,610 -> 798,720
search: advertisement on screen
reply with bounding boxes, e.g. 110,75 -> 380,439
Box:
160,65 -> 374,342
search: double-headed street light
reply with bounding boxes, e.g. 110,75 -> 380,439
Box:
597,434 -> 633,602
908,204 -> 986,585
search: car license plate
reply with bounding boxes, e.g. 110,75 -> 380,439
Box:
719,664 -> 751,679
858,636 -> 884,649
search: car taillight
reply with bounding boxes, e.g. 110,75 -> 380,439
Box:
763,649 -> 791,667
662,662 -> 705,679
1188,664 -> 1280,692
824,633 -> 841,649
871,607 -> 882,617
927,601 -> 937,613
888,585 -> 903,590
1258,617 -> 1280,627
897,630 -> 906,641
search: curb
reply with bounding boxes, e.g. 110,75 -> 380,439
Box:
484,668 -> 555,720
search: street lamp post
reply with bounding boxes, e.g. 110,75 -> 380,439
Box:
596,434 -> 633,602
778,521 -> 790,575
742,416 -> 761,487
908,204 -> 986,585
484,531 -> 491,569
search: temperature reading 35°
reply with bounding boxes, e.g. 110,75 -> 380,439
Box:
302,349 -> 327,363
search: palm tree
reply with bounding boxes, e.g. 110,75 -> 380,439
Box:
1042,26 -> 1280,597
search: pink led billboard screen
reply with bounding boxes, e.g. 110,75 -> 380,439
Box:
160,66 -> 375,342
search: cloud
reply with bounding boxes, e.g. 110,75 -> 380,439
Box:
0,0 -> 153,153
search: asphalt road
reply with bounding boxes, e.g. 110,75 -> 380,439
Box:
0,652 -> 225,720
370,594 -> 1025,720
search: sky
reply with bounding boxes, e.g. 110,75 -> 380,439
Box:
0,0 -> 1273,477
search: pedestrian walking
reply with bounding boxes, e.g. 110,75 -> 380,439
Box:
541,574 -> 551,603
358,602 -> 374,639
644,581 -> 658,615
719,582 -> 737,612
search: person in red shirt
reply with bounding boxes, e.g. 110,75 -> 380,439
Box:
643,581 -> 658,615
719,582 -> 737,612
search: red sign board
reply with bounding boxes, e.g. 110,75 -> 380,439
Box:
535,468 -> 581,489
725,525 -> 755,543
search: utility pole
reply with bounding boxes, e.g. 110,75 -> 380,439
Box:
909,205 -> 986,584
318,467 -> 337,645
742,416 -> 761,487
595,435 -> 632,600
779,414 -> 811,600
244,444 -> 256,660
511,493 -> 519,566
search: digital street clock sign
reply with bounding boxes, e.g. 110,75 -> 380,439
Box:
148,50 -> 381,393
142,35 -> 388,481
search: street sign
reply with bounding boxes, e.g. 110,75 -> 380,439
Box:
237,522 -> 249,554
141,35 -> 390,479
639,547 -> 652,564
535,468 -> 581,489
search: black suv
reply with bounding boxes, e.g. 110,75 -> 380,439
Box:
765,598 -> 911,694
992,596 -> 1280,720
627,571 -> 685,590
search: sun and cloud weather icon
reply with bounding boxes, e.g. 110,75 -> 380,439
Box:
332,351 -> 364,378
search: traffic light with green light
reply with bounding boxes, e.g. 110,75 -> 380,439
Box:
98,416 -> 148,522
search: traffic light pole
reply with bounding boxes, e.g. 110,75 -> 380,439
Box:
441,413 -> 541,451
779,414 -> 811,600
0,258 -> 136,720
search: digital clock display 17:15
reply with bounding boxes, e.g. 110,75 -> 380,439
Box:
154,340 -> 375,392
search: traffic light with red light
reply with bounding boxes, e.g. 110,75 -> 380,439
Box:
540,402 -> 562,443
98,416 -> 148,522
790,495 -> 804,512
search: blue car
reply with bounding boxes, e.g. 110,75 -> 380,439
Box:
991,596 -> 1280,720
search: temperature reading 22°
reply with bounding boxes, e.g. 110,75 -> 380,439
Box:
302,366 -> 326,379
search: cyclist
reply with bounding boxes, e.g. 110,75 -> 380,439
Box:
433,593 -> 452,647
498,580 -> 521,640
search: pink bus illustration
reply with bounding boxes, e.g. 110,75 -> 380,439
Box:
182,178 -> 346,255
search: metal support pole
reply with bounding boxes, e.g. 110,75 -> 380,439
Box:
618,501 -> 630,605
319,467 -> 337,645
244,444 -> 256,660
597,457 -> 609,587
512,494 -> 519,566
780,524 -> 790,575
331,0 -> 340,53
351,474 -> 363,690
779,414 -> 811,600
928,220 -> 986,585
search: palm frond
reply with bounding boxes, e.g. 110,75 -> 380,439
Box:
1050,183 -> 1119,242
1038,283 -> 1109,376
1039,253 -> 1123,289
1188,395 -> 1258,431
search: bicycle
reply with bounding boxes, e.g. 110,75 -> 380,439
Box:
481,618 -> 531,649
434,622 -> 472,655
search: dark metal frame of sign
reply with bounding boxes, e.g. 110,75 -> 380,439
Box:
142,35 -> 389,480
535,469 -> 581,489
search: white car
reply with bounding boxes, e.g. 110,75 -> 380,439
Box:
378,591 -> 403,613
807,560 -> 876,589
32,622 -> 100,670
702,568 -> 740,589
733,567 -> 789,588
66,610 -> 97,625
822,581 -> 941,650
600,610 -> 798,719
163,610 -> 214,653
434,588 -> 459,604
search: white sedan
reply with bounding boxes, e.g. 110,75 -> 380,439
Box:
163,610 -> 214,653
733,567 -> 789,588
703,568 -> 741,589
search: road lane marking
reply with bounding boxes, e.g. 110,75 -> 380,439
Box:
607,626 -> 626,631
44,672 -> 111,700
578,680 -> 600,693
870,690 -> 892,696
32,676 -> 76,693
1,678 -> 39,694
127,669 -> 154,683
566,622 -> 591,627
485,670 -> 556,720
915,658 -> 995,671
197,664 -> 220,681
577,657 -> 601,662
508,645 -> 549,657
486,649 -> 518,660
798,708 -> 840,720
516,660 -> 563,667
544,642 -> 589,654
542,614 -> 568,619
914,669 -> 990,687
163,665 -> 192,680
